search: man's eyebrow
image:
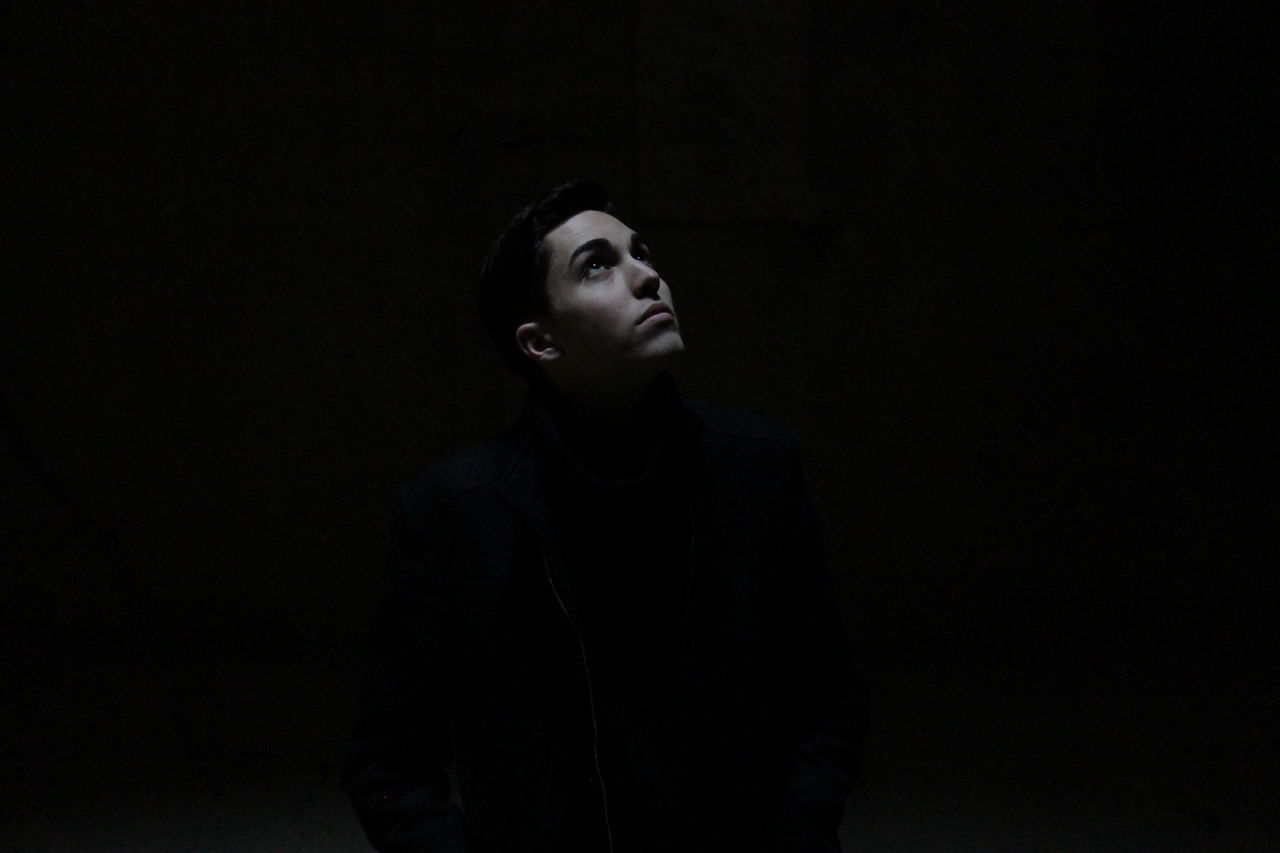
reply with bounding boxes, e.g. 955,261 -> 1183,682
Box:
567,237 -> 613,269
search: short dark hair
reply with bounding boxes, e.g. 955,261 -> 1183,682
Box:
478,180 -> 616,382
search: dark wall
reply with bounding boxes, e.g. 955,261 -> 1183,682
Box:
3,2 -> 1268,849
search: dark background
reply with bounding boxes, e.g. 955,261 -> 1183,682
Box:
3,2 -> 1270,850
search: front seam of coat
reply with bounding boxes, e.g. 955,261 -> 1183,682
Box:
542,548 -> 615,853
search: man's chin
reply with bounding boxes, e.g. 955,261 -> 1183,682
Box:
648,342 -> 686,373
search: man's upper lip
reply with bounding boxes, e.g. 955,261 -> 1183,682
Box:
638,303 -> 674,324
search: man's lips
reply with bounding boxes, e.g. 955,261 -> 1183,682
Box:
638,303 -> 675,324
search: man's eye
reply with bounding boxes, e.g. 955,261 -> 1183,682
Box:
583,259 -> 608,278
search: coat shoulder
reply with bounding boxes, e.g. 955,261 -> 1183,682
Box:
686,401 -> 798,450
395,429 -> 529,517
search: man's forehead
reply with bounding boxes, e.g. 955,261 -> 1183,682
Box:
546,210 -> 633,259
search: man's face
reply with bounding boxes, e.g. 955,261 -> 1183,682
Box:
532,210 -> 685,387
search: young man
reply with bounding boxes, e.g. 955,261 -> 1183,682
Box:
342,182 -> 867,852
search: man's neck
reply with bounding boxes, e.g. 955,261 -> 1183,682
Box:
543,374 -> 671,477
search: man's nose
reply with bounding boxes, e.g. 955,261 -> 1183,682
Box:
627,258 -> 661,298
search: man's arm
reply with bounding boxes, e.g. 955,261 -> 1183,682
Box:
776,448 -> 869,852
341,495 -> 470,853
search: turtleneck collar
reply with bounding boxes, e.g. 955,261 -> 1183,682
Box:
525,373 -> 696,491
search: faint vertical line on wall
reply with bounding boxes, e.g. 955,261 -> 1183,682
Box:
628,0 -> 640,219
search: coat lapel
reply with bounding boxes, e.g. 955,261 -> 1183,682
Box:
493,434 -> 586,626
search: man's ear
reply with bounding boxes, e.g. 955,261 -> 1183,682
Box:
515,320 -> 560,364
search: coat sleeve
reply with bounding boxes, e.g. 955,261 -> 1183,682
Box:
775,447 -> 869,852
341,493 -> 471,853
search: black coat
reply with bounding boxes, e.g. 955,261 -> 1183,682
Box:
342,393 -> 867,852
